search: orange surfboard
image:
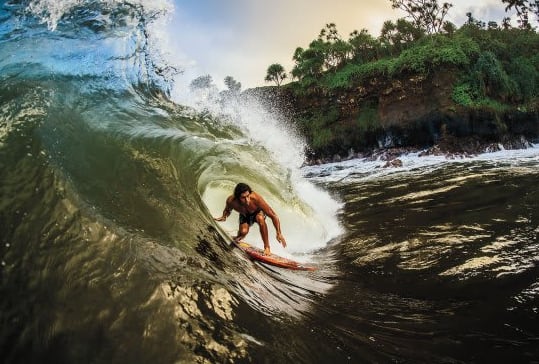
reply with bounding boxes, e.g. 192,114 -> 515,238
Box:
233,240 -> 316,271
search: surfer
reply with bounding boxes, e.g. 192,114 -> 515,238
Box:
215,183 -> 287,255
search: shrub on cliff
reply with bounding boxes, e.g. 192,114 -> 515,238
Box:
324,34 -> 478,90
472,51 -> 514,99
391,34 -> 477,74
297,107 -> 340,152
323,59 -> 394,89
507,56 -> 539,102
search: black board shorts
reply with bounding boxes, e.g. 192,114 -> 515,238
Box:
239,210 -> 264,226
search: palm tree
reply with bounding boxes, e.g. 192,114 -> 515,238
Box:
265,63 -> 287,86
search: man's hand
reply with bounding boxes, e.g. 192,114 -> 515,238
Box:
276,233 -> 287,248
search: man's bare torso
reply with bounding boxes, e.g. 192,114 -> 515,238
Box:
227,193 -> 261,215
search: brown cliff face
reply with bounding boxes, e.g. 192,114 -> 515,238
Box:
377,71 -> 457,128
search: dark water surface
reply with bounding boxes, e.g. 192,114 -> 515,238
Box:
304,159 -> 539,363
1,1 -> 539,363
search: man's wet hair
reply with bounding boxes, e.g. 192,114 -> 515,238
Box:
234,183 -> 252,199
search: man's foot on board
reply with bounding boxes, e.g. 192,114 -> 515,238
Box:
264,247 -> 271,256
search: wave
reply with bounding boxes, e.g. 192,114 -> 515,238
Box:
1,4 -> 342,362
4,2 -> 539,363
2,0 -> 341,254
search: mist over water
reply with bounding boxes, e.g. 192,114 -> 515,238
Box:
1,1 -> 539,363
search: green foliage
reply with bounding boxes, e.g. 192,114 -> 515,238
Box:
389,0 -> 453,34
452,83 -> 475,106
265,63 -> 287,86
323,59 -> 395,90
472,51 -> 513,97
392,47 -> 429,73
450,34 -> 481,59
318,33 -> 479,90
474,98 -> 511,112
356,103 -> 379,132
291,43 -> 325,81
283,7 -> 539,114
442,21 -> 457,35
312,128 -> 334,150
452,49 -> 515,106
292,24 -> 354,82
380,18 -> 425,54
321,67 -> 356,89
348,28 -> 379,63
391,35 -> 473,74
531,53 -> 539,69
298,107 -> 339,150
459,25 -> 507,57
452,82 -> 512,110
280,6 -> 539,157
502,28 -> 539,59
318,23 -> 353,71
507,56 -> 539,101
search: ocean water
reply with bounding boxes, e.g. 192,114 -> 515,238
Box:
1,1 -> 538,363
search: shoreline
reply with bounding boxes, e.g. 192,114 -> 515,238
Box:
304,134 -> 537,167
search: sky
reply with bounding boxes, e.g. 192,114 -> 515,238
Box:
165,0 -> 511,90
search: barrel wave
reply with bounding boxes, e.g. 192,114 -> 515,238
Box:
0,1 -> 340,363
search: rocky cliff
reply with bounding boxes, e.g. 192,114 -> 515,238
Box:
246,71 -> 539,162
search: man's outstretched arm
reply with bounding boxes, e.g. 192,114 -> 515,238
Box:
256,194 -> 287,248
215,197 -> 233,221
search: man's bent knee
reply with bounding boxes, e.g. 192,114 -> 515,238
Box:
255,213 -> 266,226
238,224 -> 249,236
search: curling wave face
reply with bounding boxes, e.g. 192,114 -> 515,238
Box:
1,2 -> 342,363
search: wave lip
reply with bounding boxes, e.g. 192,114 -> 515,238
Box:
1,0 -> 179,95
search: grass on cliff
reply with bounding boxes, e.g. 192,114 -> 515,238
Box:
322,34 -> 479,90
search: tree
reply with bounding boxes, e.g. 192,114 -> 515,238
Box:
291,43 -> 325,83
488,21 -> 500,30
317,23 -> 353,71
389,0 -> 453,34
380,18 -> 425,54
442,20 -> 457,35
472,51 -> 514,98
465,12 -> 486,28
501,0 -> 539,28
265,63 -> 287,86
224,76 -> 241,93
507,56 -> 538,101
502,17 -> 513,29
189,74 -> 214,90
349,28 -> 380,63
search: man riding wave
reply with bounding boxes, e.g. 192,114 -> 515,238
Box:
215,183 -> 287,255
